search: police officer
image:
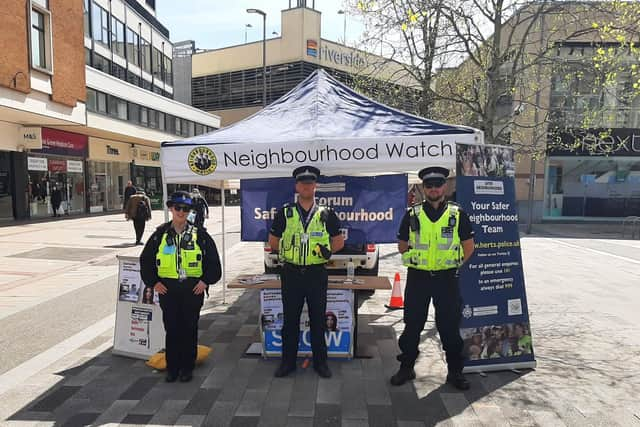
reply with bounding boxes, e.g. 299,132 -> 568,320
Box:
140,191 -> 222,383
392,166 -> 475,390
268,166 -> 344,378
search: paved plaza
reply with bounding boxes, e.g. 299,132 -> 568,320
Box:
0,210 -> 638,426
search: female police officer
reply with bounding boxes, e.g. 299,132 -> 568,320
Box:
268,166 -> 344,378
140,191 -> 221,382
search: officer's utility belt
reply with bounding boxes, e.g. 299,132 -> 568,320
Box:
283,262 -> 326,273
410,267 -> 458,277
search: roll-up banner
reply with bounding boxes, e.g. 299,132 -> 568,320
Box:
455,143 -> 536,372
240,174 -> 407,243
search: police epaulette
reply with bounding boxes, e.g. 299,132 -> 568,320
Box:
408,202 -> 422,211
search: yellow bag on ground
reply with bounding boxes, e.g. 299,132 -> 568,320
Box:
145,346 -> 212,371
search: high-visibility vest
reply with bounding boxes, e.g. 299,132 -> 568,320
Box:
280,204 -> 331,266
156,229 -> 203,279
402,202 -> 462,271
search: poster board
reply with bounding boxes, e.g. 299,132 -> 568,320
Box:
456,143 -> 536,373
113,256 -> 165,360
260,288 -> 354,358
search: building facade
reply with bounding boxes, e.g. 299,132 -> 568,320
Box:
436,2 -> 640,222
0,0 -> 220,221
190,2 -> 418,126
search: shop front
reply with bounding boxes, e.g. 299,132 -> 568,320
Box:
0,152 -> 13,221
545,128 -> 640,219
87,138 -> 132,213
28,128 -> 87,218
131,145 -> 163,209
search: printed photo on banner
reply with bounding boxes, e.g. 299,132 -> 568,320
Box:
461,322 -> 533,361
457,144 -> 515,178
119,280 -> 140,303
141,286 -> 159,305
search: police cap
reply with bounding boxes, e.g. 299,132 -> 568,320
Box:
293,165 -> 320,183
166,190 -> 193,207
418,166 -> 449,186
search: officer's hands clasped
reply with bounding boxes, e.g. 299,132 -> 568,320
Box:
314,243 -> 332,260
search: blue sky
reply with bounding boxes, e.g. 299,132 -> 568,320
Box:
156,1 -> 364,50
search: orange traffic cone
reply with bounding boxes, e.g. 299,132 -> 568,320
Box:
385,272 -> 404,310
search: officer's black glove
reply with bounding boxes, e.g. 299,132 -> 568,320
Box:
315,244 -> 332,260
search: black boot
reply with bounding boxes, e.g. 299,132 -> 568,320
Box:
390,366 -> 416,386
274,363 -> 296,378
446,372 -> 470,390
314,363 -> 332,378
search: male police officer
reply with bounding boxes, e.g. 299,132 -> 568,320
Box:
392,166 -> 475,390
140,191 -> 221,382
268,166 -> 344,378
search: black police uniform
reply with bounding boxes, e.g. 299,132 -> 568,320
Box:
396,200 -> 474,377
140,222 -> 221,378
269,167 -> 342,374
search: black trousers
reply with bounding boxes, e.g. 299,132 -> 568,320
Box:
133,219 -> 145,243
280,263 -> 328,367
397,268 -> 464,374
158,280 -> 204,375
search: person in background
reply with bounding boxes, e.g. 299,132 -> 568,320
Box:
140,191 -> 222,383
123,180 -> 136,210
125,188 -> 152,245
191,188 -> 209,229
51,184 -> 62,217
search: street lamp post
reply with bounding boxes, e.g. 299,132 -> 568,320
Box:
337,10 -> 346,44
244,23 -> 252,44
247,8 -> 267,107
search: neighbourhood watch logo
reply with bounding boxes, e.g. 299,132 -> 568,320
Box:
188,147 -> 217,175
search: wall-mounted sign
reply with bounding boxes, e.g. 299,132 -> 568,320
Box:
67,160 -> 84,173
132,145 -> 161,166
27,157 -> 48,171
315,42 -> 366,69
48,159 -> 67,172
88,138 -> 132,162
549,128 -> 640,157
34,128 -> 88,157
20,127 -> 42,150
306,39 -> 318,57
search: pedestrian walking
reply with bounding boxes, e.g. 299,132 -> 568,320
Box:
140,191 -> 222,383
268,165 -> 344,378
125,188 -> 152,245
191,188 -> 209,229
123,180 -> 136,210
392,166 -> 475,390
50,185 -> 62,217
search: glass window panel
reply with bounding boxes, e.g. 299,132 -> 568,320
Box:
86,88 -> 97,111
31,10 -> 46,68
97,92 -> 107,113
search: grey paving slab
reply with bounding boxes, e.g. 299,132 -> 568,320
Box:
204,400 -> 239,427
29,385 -> 80,412
341,419 -> 370,427
262,377 -> 294,410
313,403 -> 341,427
286,416 -> 314,427
439,393 -> 480,425
527,409 -> 568,427
366,405 -> 397,427
230,415 -> 260,427
316,377 -> 342,405
363,378 -> 391,406
62,364 -> 107,385
8,247 -> 110,261
246,360 -> 276,391
257,406 -> 290,427
120,413 -> 153,424
289,371 -> 318,417
183,388 -> 222,415
60,412 -> 99,426
118,376 -> 161,400
235,389 -> 269,417
129,379 -> 202,415
237,324 -> 258,336
91,399 -> 138,425
395,421 -> 425,427
176,414 -> 206,427
340,378 -> 367,420
148,399 -> 189,425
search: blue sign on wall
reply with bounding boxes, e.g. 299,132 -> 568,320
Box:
241,174 -> 407,243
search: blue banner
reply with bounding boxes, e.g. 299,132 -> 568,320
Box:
456,143 -> 536,372
241,175 -> 407,243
